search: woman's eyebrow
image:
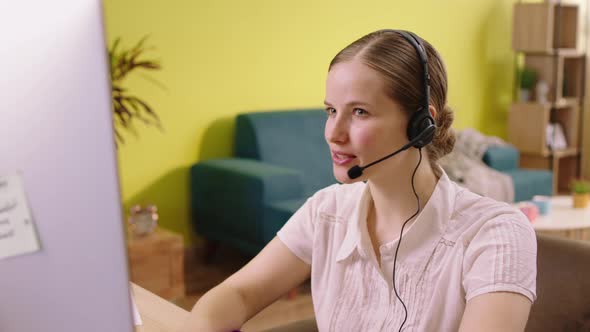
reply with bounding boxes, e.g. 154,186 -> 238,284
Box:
323,100 -> 372,107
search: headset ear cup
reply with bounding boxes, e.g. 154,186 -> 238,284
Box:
407,109 -> 436,148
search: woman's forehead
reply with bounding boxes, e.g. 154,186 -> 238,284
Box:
325,61 -> 390,106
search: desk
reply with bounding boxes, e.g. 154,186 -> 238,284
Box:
131,283 -> 314,332
132,283 -> 188,332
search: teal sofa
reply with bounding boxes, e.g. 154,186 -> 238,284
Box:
190,109 -> 334,255
483,146 -> 553,202
190,109 -> 553,255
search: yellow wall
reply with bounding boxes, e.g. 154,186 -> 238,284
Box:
103,0 -> 517,244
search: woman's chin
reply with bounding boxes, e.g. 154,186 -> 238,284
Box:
333,165 -> 362,184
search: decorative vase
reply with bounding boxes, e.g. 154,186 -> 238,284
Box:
128,204 -> 159,236
572,193 -> 590,209
535,81 -> 549,104
519,89 -> 531,102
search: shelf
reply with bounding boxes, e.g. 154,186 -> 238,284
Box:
513,2 -> 579,53
521,147 -> 578,159
524,49 -> 583,56
515,98 -> 579,109
508,102 -> 580,155
538,147 -> 579,158
558,49 -> 585,58
523,54 -> 584,102
521,152 -> 580,194
545,0 -> 582,5
553,97 -> 579,109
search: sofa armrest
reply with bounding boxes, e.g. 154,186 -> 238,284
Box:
482,145 -> 520,171
189,158 -> 305,247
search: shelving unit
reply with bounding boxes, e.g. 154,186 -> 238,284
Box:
512,2 -> 579,53
509,102 -> 580,155
523,52 -> 584,102
509,0 -> 586,194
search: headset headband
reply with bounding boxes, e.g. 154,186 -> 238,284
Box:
385,29 -> 430,114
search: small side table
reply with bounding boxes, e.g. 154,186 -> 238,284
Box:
530,196 -> 590,241
127,227 -> 185,302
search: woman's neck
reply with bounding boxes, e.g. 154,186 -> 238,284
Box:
366,154 -> 439,233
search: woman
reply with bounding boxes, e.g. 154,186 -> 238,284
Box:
179,29 -> 536,332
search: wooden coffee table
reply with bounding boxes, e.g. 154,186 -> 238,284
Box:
531,196 -> 590,241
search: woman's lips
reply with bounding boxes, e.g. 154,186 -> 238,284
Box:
332,152 -> 357,166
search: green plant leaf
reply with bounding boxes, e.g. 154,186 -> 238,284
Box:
109,35 -> 163,145
111,37 -> 121,55
519,67 -> 537,90
571,179 -> 590,193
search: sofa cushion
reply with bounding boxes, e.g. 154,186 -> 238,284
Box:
483,145 -> 520,171
504,169 -> 553,202
235,109 -> 336,195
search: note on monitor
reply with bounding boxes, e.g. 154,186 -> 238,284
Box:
0,172 -> 40,260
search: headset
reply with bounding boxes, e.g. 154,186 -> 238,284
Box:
347,29 -> 436,332
393,30 -> 436,148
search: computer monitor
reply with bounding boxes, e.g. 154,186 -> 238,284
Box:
0,0 -> 134,331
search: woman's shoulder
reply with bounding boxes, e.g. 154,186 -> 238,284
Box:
453,189 -> 538,303
305,181 -> 367,216
450,187 -> 536,246
310,181 -> 366,202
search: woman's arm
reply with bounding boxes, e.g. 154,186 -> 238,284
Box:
178,236 -> 312,332
458,292 -> 532,332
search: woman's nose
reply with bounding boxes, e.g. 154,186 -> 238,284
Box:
326,115 -> 349,144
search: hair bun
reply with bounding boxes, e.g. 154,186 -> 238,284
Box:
427,105 -> 455,160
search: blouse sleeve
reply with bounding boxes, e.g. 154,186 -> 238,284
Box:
462,214 -> 537,302
276,195 -> 319,265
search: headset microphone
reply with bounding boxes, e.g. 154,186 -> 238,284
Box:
347,124 -> 435,180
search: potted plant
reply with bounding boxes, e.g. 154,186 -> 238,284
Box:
571,179 -> 590,208
517,67 -> 537,102
109,36 -> 163,145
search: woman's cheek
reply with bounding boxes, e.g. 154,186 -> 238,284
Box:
354,129 -> 379,156
357,132 -> 377,147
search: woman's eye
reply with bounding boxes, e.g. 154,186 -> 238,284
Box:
353,108 -> 367,116
325,107 -> 336,116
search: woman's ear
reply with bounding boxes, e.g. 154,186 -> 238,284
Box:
428,105 -> 437,120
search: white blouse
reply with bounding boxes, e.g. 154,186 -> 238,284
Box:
277,169 -> 537,332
